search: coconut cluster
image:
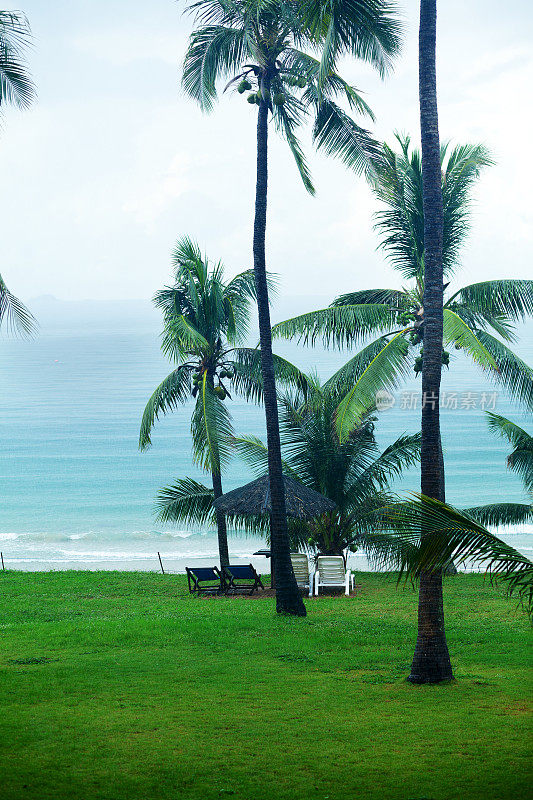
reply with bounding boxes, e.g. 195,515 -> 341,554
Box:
413,348 -> 451,375
239,73 -> 308,108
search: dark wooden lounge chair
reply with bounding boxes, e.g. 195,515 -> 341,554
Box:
186,566 -> 224,595
223,564 -> 264,596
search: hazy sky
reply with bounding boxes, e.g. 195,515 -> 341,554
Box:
1,0 -> 531,305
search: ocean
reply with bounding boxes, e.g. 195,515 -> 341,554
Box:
0,297 -> 531,572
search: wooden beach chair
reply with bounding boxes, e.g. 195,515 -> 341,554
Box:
223,564 -> 264,596
314,556 -> 354,596
290,553 -> 313,597
186,566 -> 224,595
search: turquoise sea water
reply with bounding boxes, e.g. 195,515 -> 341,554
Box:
0,299 -> 531,571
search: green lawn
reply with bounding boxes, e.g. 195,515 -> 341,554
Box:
0,571 -> 530,800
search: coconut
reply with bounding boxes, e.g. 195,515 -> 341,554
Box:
297,76 -> 307,88
273,92 -> 285,106
247,93 -> 257,104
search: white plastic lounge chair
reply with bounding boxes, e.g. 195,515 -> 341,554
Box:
314,556 -> 354,596
290,553 -> 313,597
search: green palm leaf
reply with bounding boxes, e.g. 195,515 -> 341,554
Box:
272,304 -> 396,348
384,495 -> 533,615
182,24 -> 246,112
304,0 -> 402,82
191,374 -> 233,471
312,98 -> 382,178
231,434 -> 297,479
0,11 -> 35,113
270,84 -> 315,194
371,135 -> 492,279
475,330 -> 533,410
332,288 -> 409,308
335,332 -> 411,441
155,478 -> 216,526
442,309 -> 496,370
324,336 -> 394,397
0,272 -> 36,336
447,280 -> 533,323
359,432 -> 421,488
463,503 -> 533,528
139,367 -> 192,450
486,412 -> 533,492
160,313 -> 211,360
231,347 -> 313,402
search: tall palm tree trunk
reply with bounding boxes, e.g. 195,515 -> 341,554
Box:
253,72 -> 306,616
409,0 -> 453,683
211,469 -> 230,568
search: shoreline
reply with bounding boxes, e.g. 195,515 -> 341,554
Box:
1,528 -> 531,573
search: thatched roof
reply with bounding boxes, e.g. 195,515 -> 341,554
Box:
213,474 -> 336,520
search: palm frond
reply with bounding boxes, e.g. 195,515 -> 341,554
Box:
271,81 -> 315,194
191,374 -> 234,471
139,367 -> 192,450
182,24 -> 247,112
440,143 -> 493,273
371,136 -> 492,279
0,273 -> 36,336
486,412 -> 532,451
359,432 -> 421,488
448,280 -> 533,323
335,332 -> 411,441
332,288 -> 409,308
155,477 -> 216,526
272,303 -> 396,348
442,309 -> 496,370
304,0 -> 402,82
160,312 -> 211,360
324,336 -> 395,398
475,330 -> 533,410
383,495 -> 533,615
312,98 -> 382,178
463,502 -> 533,528
0,11 -> 35,112
231,347 -> 313,403
486,412 -> 533,493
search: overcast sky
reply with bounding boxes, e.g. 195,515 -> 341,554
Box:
1,0 -> 531,305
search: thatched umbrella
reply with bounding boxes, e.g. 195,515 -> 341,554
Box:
213,474 -> 336,520
213,475 -> 336,589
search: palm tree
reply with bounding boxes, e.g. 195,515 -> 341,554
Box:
181,0 -> 401,615
465,413 -> 532,527
233,381 -> 421,559
154,380 -> 421,566
139,237 -> 308,567
0,10 -> 35,120
412,0 -> 452,683
273,136 -> 533,438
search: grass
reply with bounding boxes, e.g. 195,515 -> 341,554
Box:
0,571 -> 530,800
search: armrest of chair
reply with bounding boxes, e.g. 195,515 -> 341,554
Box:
308,569 -> 315,597
314,570 -> 320,596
